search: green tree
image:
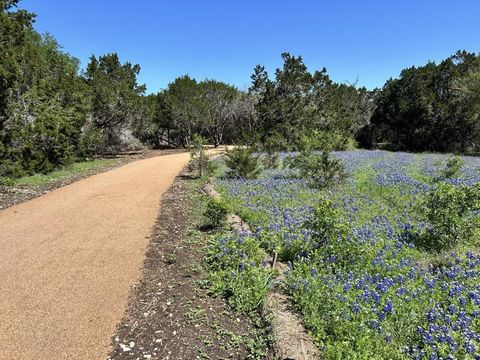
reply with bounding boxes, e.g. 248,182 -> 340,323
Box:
369,51 -> 480,152
249,53 -> 372,150
84,53 -> 146,149
453,68 -> 480,149
1,12 -> 90,176
187,134 -> 216,177
0,0 -> 35,120
224,147 -> 261,179
197,80 -> 239,147
163,75 -> 200,147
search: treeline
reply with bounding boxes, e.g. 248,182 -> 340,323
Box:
2,0 -> 480,179
135,76 -> 254,148
142,53 -> 374,151
152,51 -> 480,153
248,53 -> 374,150
0,1 -> 148,177
362,50 -> 480,152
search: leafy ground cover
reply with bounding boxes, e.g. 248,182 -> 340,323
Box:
211,150 -> 480,359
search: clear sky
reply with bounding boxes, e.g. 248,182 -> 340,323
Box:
19,0 -> 480,94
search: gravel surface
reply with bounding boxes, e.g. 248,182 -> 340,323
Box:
0,152 -> 191,360
0,149 -> 183,211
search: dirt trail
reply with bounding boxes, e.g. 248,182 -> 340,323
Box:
0,152 -> 194,360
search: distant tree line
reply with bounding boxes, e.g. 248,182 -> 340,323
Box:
134,76 -> 255,149
2,0 -> 480,179
361,51 -> 480,152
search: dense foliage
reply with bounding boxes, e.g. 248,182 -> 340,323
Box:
364,51 -> 480,152
147,76 -> 253,148
213,150 -> 480,359
249,53 -> 374,150
0,1 -> 149,177
286,149 -> 347,189
224,147 -> 262,179
84,53 -> 146,151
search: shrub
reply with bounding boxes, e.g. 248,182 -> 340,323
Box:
1,105 -> 80,177
438,155 -> 464,180
188,135 -> 217,178
298,130 -> 356,152
0,157 -> 25,178
418,182 -> 480,251
259,135 -> 282,169
224,147 -> 261,179
204,198 -> 228,230
0,176 -> 15,186
261,132 -> 290,151
307,197 -> 349,248
77,126 -> 103,158
286,149 -> 347,188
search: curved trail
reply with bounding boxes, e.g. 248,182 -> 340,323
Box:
0,152 -> 193,360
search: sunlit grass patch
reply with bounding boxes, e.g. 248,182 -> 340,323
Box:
13,158 -> 120,187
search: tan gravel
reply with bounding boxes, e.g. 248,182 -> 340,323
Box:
0,152 -> 192,360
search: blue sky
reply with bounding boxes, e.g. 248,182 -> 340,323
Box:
20,0 -> 480,94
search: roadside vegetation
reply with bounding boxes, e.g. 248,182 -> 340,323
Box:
11,158 -> 120,187
185,147 -> 274,358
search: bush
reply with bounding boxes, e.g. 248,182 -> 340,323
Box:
298,130 -> 356,152
437,155 -> 464,180
307,197 -> 349,248
188,135 -> 217,178
78,126 -> 103,158
261,132 -> 290,151
1,105 -> 81,177
0,157 -> 25,178
418,182 -> 480,251
0,176 -> 15,186
204,198 -> 228,229
224,147 -> 262,179
286,149 -> 347,188
304,197 -> 374,268
258,134 -> 282,169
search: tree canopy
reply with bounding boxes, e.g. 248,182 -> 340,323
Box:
250,53 -> 374,149
365,51 -> 480,152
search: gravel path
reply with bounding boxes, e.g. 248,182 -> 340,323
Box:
0,153 -> 191,360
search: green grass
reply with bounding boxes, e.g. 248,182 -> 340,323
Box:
13,159 -> 121,187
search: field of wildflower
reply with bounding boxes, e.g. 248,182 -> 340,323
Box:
208,150 -> 480,359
